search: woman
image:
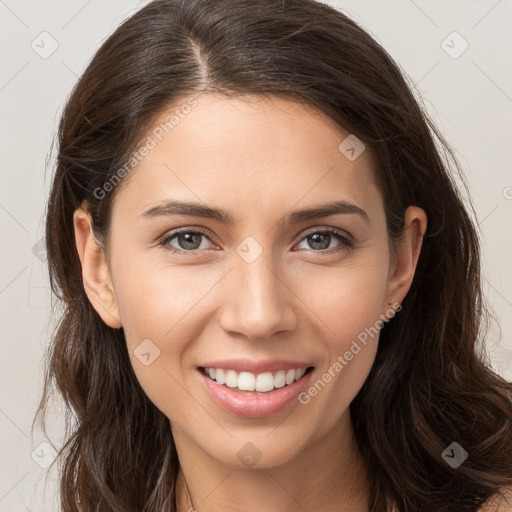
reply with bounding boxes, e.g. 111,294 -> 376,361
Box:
34,0 -> 512,510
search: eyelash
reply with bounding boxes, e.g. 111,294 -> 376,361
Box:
157,227 -> 354,256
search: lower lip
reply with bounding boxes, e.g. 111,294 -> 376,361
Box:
198,368 -> 314,419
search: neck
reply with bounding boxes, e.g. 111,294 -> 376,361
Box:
173,412 -> 371,512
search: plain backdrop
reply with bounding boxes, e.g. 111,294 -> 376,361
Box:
1,0 -> 511,510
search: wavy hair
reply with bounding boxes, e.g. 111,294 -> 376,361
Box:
34,0 -> 512,510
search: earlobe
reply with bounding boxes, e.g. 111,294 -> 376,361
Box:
385,206 -> 428,309
73,207 -> 122,329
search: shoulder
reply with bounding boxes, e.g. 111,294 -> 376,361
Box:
479,487 -> 512,512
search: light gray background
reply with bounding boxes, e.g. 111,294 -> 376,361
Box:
1,0 -> 511,510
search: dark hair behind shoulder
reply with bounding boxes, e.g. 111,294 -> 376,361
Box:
35,1 -> 512,510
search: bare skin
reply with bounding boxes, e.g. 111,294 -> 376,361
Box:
73,93 -> 428,511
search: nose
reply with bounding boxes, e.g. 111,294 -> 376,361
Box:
218,249 -> 298,341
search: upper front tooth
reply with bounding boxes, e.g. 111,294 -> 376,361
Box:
255,372 -> 274,392
238,372 -> 256,391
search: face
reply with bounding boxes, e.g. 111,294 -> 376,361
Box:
74,93 -> 425,469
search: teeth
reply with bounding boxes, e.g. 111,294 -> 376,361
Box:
274,370 -> 286,388
216,369 -> 226,385
255,372 -> 274,392
204,367 -> 309,392
238,372 -> 256,391
225,370 -> 238,388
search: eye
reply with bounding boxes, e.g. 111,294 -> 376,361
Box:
158,227 -> 353,255
158,228 -> 215,254
294,229 -> 353,253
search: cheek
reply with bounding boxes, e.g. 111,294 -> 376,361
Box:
113,252 -> 214,341
112,257 -> 217,410
294,258 -> 388,428
298,256 -> 390,339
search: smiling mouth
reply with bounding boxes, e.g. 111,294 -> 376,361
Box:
199,366 -> 314,394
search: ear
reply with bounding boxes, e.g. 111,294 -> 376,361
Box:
384,206 -> 428,311
73,207 -> 122,329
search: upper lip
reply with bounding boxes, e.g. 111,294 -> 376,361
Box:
199,358 -> 314,374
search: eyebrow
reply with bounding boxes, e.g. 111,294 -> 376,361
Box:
140,199 -> 370,225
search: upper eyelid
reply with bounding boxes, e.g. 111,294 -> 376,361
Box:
162,226 -> 216,243
299,226 -> 352,239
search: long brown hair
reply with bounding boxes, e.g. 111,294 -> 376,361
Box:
34,0 -> 512,510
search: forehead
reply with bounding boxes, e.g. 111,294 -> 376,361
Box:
112,93 -> 382,225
